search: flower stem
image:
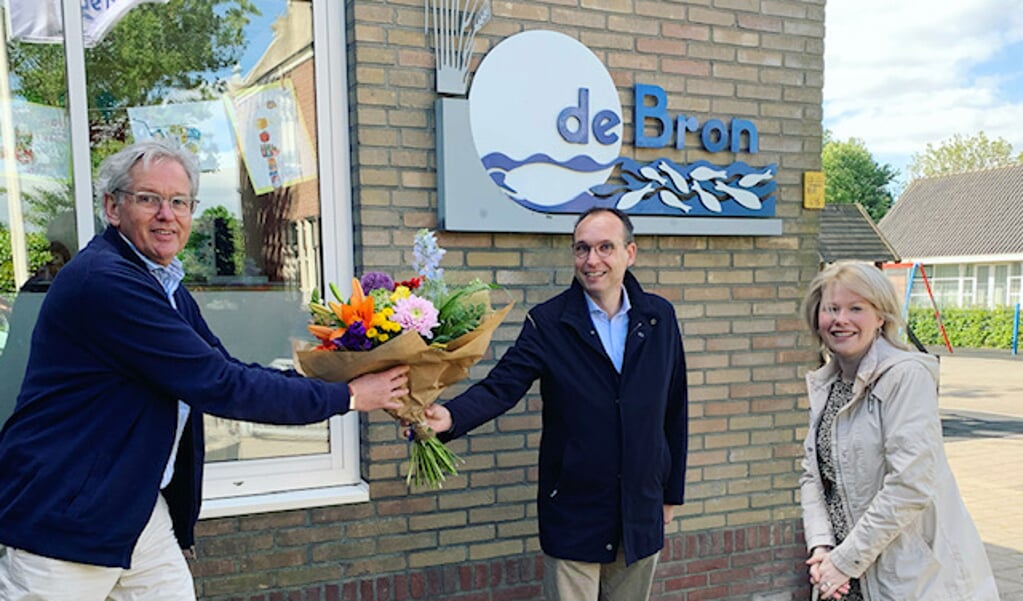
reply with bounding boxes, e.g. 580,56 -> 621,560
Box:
406,432 -> 463,489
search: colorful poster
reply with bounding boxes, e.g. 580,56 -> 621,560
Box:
0,99 -> 70,182
5,0 -> 169,47
227,80 -> 317,195
128,99 -> 235,173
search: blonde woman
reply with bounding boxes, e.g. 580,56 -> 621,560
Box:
799,262 -> 998,600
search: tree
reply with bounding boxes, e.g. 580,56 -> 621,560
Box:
16,185 -> 74,231
821,131 -> 898,221
0,225 -> 53,297
180,205 -> 244,283
8,0 -> 259,108
6,0 -> 260,165
907,131 -> 1023,181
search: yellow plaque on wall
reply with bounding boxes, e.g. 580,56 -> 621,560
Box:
803,171 -> 825,209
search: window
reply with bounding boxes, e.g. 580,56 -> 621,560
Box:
993,264 -> 1008,307
915,264 -> 962,308
1010,263 -> 1023,307
0,0 -> 362,515
0,4 -> 76,424
908,262 -> 1023,310
973,265 -> 988,308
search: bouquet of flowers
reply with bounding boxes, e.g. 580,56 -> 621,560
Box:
294,230 -> 512,488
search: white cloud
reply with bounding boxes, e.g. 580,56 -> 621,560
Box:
823,0 -> 1023,174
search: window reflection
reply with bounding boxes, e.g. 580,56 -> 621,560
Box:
1,1 -> 330,460
0,6 -> 75,422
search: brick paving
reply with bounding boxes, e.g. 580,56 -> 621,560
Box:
937,352 -> 1023,600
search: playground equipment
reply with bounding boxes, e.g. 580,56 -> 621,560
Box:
885,262 -> 953,353
1014,303 -> 1020,356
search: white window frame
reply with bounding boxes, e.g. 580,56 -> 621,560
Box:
58,0 -> 366,518
1010,262 -> 1023,307
909,257 -> 1023,310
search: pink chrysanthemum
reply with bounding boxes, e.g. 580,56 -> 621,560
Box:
390,294 -> 439,339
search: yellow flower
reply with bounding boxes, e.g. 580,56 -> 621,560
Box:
377,333 -> 390,343
366,327 -> 378,337
391,286 -> 411,301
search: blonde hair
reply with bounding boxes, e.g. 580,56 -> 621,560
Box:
801,262 -> 909,353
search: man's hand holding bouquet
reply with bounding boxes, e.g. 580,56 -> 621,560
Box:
294,230 -> 512,488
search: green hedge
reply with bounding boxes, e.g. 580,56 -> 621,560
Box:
908,306 -> 1021,350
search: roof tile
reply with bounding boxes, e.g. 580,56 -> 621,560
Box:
878,164 -> 1023,258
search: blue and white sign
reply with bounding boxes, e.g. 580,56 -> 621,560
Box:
437,29 -> 781,235
469,30 -> 622,212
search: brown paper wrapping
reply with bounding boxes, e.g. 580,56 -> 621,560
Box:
293,302 -> 514,436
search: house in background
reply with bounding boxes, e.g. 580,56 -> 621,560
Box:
818,202 -> 899,266
879,164 -> 1023,309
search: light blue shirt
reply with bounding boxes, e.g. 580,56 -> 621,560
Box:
584,287 -> 631,373
119,233 -> 190,490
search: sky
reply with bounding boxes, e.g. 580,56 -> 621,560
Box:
822,0 -> 1023,188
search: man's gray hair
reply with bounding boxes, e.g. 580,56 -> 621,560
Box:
96,139 -> 200,225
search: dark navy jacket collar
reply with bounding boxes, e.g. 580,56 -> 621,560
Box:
563,271 -> 655,326
100,226 -> 186,306
102,225 -> 148,270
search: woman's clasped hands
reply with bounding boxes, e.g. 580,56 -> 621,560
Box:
807,546 -> 851,600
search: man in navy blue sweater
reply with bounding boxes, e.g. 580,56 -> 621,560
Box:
423,208 -> 688,601
0,140 -> 408,601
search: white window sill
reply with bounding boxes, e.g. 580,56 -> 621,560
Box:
199,481 -> 370,519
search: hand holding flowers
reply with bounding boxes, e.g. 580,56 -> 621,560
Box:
346,365 -> 409,413
295,230 -> 512,488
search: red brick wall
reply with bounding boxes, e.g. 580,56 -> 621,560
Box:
198,522 -> 812,600
190,0 -> 826,597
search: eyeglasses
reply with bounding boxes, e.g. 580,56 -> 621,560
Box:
572,241 -> 617,259
116,189 -> 198,216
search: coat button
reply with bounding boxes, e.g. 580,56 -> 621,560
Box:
605,543 -> 613,551
650,318 -> 657,325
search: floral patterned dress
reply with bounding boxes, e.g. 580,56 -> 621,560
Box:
816,379 -> 865,601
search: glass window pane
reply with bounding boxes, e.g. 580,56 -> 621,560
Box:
975,266 -> 989,308
993,264 -> 1007,307
0,12 -> 76,422
80,0 -> 329,462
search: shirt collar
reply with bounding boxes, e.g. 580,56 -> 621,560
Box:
117,232 -> 185,293
584,286 -> 631,319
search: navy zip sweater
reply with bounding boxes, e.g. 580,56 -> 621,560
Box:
0,227 -> 351,568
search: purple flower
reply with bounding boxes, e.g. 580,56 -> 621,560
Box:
336,321 -> 373,351
412,229 -> 445,280
390,294 -> 439,339
361,271 -> 395,293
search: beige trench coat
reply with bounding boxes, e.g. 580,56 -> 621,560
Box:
800,338 -> 999,600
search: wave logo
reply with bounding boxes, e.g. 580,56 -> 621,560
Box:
468,30 -> 776,217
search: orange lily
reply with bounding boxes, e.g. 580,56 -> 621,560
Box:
327,278 -> 375,327
307,324 -> 340,342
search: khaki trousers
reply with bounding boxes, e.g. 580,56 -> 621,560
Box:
543,546 -> 659,601
0,495 -> 195,601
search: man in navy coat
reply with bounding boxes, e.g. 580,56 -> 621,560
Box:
424,207 -> 688,601
0,140 -> 409,600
